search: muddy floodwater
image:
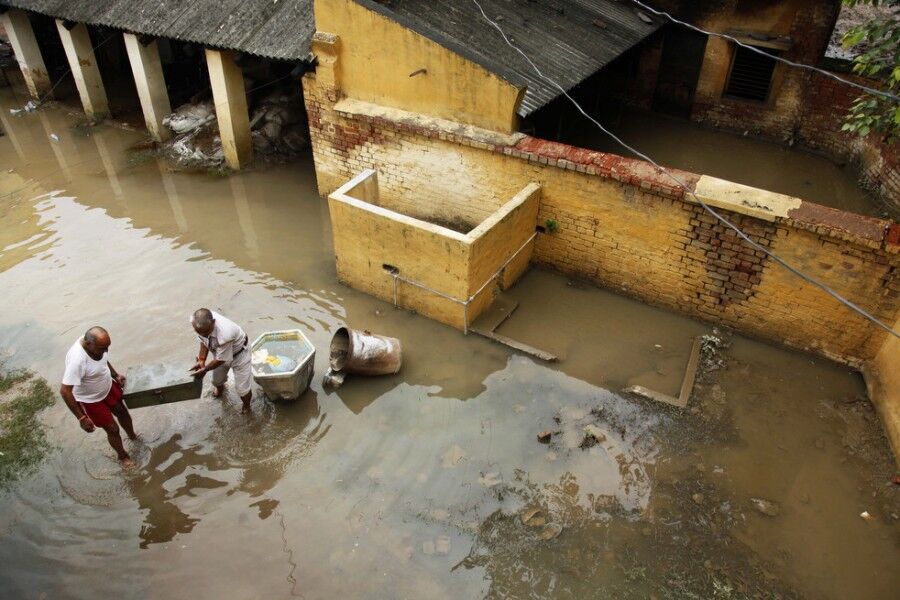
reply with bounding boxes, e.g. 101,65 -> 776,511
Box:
1,89 -> 898,599
563,108 -> 887,219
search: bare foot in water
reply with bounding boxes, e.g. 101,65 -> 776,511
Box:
120,456 -> 136,469
211,384 -> 224,398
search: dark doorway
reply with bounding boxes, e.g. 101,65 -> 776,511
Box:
652,26 -> 708,118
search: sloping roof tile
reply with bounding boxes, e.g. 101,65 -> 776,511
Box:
357,0 -> 663,117
0,0 -> 315,62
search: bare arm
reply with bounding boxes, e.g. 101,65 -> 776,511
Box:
107,362 -> 126,387
190,343 -> 218,376
60,384 -> 95,432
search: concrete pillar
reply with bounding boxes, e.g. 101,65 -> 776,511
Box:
205,49 -> 252,169
55,20 -> 109,120
1,9 -> 52,99
123,33 -> 172,142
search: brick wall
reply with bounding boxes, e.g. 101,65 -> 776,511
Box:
304,60 -> 900,365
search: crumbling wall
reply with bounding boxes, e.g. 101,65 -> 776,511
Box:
304,59 -> 900,365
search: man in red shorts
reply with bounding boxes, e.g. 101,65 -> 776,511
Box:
60,326 -> 137,468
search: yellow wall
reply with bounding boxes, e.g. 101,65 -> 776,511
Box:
328,171 -> 541,330
304,68 -> 900,364
865,318 -> 900,463
313,0 -> 524,133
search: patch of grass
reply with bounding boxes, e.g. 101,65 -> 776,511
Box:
0,371 -> 56,489
0,370 -> 28,394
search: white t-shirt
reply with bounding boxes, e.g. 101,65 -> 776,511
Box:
62,338 -> 113,403
196,311 -> 247,362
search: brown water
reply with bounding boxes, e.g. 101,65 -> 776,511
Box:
0,88 -> 897,599
566,108 -> 889,219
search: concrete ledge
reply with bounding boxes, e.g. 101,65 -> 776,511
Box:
334,97 -> 525,148
692,175 -> 801,222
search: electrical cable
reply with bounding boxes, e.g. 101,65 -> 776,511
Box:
471,0 -> 900,339
630,0 -> 900,103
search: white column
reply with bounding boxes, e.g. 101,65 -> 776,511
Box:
123,33 -> 172,142
205,49 -> 252,169
55,20 -> 109,120
1,9 -> 52,99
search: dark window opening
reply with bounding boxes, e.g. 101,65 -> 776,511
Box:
724,45 -> 779,102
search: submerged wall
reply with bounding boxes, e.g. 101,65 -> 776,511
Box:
328,169 -> 540,329
304,40 -> 899,365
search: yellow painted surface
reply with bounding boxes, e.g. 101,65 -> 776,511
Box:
313,0 -> 524,133
693,175 -> 802,222
691,0 -> 821,127
206,49 -> 252,170
304,68 -> 899,362
328,170 -> 541,329
864,318 -> 900,463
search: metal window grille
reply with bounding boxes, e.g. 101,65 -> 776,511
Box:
725,45 -> 779,102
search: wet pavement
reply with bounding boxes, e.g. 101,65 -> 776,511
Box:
0,88 -> 898,599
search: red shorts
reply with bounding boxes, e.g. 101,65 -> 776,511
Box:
79,381 -> 123,428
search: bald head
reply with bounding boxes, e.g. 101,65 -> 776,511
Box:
84,326 -> 110,345
82,326 -> 111,358
191,308 -> 215,336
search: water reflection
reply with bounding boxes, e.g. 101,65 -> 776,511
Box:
0,89 -> 896,599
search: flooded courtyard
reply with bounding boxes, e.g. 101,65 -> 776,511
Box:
0,89 -> 898,599
555,108 -> 889,219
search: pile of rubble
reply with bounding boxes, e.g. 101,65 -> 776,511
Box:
160,86 -> 308,167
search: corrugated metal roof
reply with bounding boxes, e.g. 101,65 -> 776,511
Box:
2,0 -> 660,116
0,0 -> 315,62
357,0 -> 663,117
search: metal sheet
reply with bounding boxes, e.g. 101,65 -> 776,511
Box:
123,362 -> 203,409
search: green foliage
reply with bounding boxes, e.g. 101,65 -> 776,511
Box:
840,0 -> 900,142
544,218 -> 559,233
0,372 -> 56,489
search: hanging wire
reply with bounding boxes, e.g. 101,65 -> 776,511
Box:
470,0 -> 900,339
629,0 -> 900,103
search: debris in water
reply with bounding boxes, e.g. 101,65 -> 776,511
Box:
520,507 -> 545,527
9,100 -> 38,115
49,133 -> 59,143
698,329 -> 731,377
440,445 -> 466,468
537,522 -> 563,541
322,368 -> 346,389
692,493 -> 705,505
584,424 -> 606,444
434,536 -> 450,555
859,511 -> 873,521
537,430 -> 555,444
635,10 -> 653,23
751,498 -> 781,517
891,475 -> 900,486
478,472 -> 501,487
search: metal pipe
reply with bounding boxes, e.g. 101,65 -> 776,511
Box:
466,232 -> 537,303
383,232 -> 540,333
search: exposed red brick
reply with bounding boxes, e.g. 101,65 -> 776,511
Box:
887,224 -> 900,247
787,201 -> 888,243
513,135 -> 700,197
